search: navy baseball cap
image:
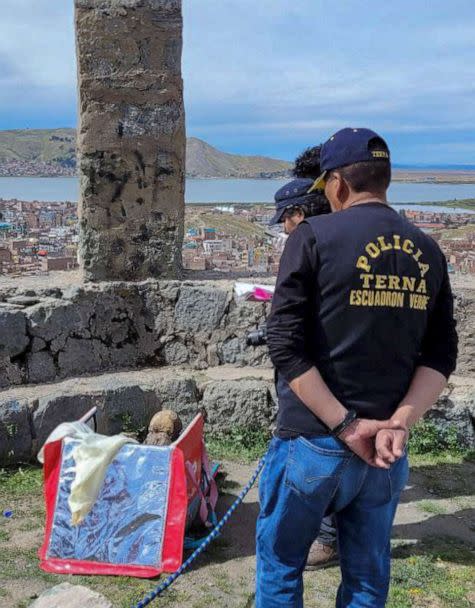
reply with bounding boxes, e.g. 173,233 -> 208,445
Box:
308,128 -> 390,192
269,178 -> 315,225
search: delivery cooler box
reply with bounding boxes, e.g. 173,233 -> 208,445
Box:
39,414 -> 213,578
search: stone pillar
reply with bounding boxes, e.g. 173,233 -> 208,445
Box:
75,0 -> 185,281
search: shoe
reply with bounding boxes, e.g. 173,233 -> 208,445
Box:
305,541 -> 339,571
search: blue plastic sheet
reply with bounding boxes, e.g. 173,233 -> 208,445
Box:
46,439 -> 172,567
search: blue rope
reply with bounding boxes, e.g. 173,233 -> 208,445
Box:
131,455 -> 266,608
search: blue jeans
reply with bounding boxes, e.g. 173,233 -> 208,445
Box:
256,435 -> 409,607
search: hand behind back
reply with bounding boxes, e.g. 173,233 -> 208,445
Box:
374,427 -> 409,469
338,418 -> 404,467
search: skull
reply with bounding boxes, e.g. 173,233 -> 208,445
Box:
144,410 -> 183,446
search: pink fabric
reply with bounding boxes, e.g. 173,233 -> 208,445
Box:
185,444 -> 219,527
185,461 -> 209,524
201,443 -> 219,514
248,287 -> 274,302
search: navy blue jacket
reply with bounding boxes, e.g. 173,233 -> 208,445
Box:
267,202 -> 458,437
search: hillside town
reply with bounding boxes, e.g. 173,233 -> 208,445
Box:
0,198 -> 474,277
0,160 -> 76,178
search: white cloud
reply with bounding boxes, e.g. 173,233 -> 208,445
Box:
0,2 -> 75,91
182,0 -> 475,150
0,0 -> 474,161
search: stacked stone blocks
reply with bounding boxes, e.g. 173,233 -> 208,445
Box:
75,0 -> 185,281
1,282 -> 474,463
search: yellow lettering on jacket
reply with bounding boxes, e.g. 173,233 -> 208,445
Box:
353,236 -> 431,295
366,243 -> 380,258
388,275 -> 401,290
419,263 -> 430,278
360,274 -> 374,289
356,256 -> 371,273
377,236 -> 393,252
349,290 -> 405,308
416,279 -> 427,294
409,294 -> 429,310
402,276 -> 416,291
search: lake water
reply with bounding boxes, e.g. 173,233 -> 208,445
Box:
0,177 -> 474,213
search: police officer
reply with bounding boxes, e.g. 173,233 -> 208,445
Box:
270,160 -> 339,569
270,177 -> 330,235
256,128 -> 457,607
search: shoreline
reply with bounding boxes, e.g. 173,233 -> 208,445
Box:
186,200 -> 475,211
2,197 -> 474,211
397,199 -> 475,211
1,171 -> 475,184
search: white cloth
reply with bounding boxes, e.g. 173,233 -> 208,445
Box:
234,281 -> 275,301
37,422 -> 92,464
38,422 -> 137,526
69,433 -> 135,525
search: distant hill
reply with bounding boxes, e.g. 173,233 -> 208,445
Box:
0,128 -> 292,179
186,137 -> 291,178
0,128 -> 76,167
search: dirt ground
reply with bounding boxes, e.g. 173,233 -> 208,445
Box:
0,456 -> 474,608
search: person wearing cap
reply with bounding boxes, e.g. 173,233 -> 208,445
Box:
270,176 -> 330,234
256,128 -> 457,607
271,151 -> 340,571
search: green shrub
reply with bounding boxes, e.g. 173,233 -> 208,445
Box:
409,420 -> 465,455
207,421 -> 469,462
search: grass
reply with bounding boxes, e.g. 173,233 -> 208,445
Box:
0,465 -> 44,524
435,198 -> 475,211
409,450 -> 475,467
0,465 -> 43,496
388,543 -> 475,608
185,208 -> 267,238
206,420 -> 475,465
206,427 -> 272,463
0,128 -> 76,164
417,500 -> 448,515
303,542 -> 475,608
0,436 -> 473,607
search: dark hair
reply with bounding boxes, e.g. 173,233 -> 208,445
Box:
293,145 -> 322,179
285,192 -> 331,219
337,161 -> 391,193
336,137 -> 391,192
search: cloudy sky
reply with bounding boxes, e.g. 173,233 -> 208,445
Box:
0,0 -> 474,164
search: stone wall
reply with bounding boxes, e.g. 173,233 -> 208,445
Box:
1,366 -> 473,465
0,367 -> 275,464
1,279 -> 473,464
0,280 -> 270,388
454,289 -> 475,377
1,281 -> 473,388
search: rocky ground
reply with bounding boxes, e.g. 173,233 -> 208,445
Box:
1,452 -> 474,608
